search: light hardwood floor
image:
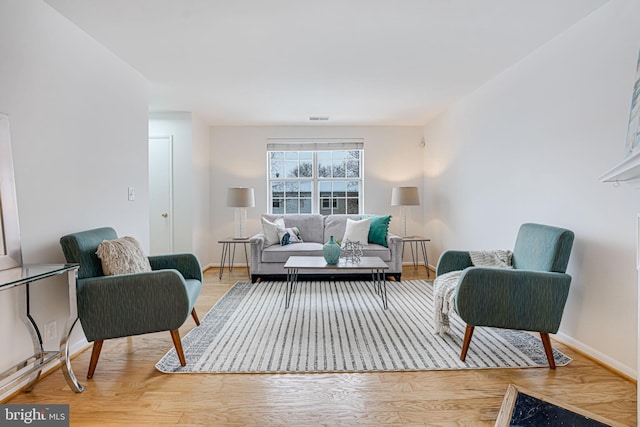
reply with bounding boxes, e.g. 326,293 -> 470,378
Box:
5,266 -> 637,426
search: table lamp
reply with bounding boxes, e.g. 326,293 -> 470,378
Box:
227,187 -> 255,239
391,186 -> 420,237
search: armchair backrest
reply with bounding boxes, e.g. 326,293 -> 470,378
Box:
60,227 -> 118,279
512,223 -> 574,273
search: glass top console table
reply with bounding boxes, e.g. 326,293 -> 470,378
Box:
0,263 -> 84,394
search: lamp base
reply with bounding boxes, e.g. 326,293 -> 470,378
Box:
234,207 -> 249,240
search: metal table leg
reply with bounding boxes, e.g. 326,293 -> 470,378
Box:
219,242 -> 229,279
419,240 -> 430,278
405,240 -> 430,278
371,268 -> 388,309
243,242 -> 250,279
286,268 -> 298,309
20,282 -> 43,392
61,268 -> 83,392
230,243 -> 236,272
409,241 -> 418,270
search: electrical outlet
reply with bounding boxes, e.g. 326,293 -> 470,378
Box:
44,320 -> 57,343
128,186 -> 135,201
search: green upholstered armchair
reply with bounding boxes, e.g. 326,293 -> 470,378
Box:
436,223 -> 574,368
60,227 -> 202,378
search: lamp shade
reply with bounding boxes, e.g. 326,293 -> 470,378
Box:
227,187 -> 255,207
391,186 -> 420,206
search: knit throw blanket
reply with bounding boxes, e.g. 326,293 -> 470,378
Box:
433,250 -> 512,335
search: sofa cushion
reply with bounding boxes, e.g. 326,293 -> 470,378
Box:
263,214 -> 324,243
262,242 -> 324,263
361,244 -> 392,262
324,214 -> 362,242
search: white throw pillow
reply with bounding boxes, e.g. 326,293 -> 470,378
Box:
342,218 -> 371,246
261,217 -> 285,247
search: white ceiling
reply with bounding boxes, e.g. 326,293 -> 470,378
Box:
44,0 -> 608,126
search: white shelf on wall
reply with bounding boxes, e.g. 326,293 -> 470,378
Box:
600,150 -> 640,189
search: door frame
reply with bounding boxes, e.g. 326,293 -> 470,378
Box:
149,135 -> 174,254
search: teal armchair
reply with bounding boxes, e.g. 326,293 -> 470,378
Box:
436,223 -> 574,368
60,227 -> 202,378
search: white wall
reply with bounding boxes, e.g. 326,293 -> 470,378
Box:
191,114 -> 212,266
423,0 -> 640,376
0,0 -> 149,397
149,112 -> 211,265
210,126 -> 424,266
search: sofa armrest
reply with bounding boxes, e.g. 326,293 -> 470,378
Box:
455,267 -> 571,333
76,270 -> 192,341
436,250 -> 473,276
387,233 -> 402,245
249,233 -> 266,271
250,233 -> 265,246
386,233 -> 403,272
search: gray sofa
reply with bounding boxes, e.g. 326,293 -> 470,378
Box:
249,214 -> 402,282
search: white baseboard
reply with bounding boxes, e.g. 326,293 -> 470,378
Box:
401,261 -> 435,272
208,263 -> 249,269
554,331 -> 637,380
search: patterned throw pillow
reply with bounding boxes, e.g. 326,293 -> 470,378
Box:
278,227 -> 303,246
96,236 -> 152,276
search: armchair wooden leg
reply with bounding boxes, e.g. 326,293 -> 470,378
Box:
460,325 -> 474,361
170,330 -> 187,366
191,308 -> 200,326
540,332 -> 556,369
87,340 -> 103,379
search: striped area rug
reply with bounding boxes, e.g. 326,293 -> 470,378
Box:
156,280 -> 570,373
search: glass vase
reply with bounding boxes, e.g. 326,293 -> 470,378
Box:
322,235 -> 341,265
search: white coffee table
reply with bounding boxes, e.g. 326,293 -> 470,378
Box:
283,256 -> 390,309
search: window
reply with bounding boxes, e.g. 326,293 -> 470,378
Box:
267,139 -> 364,215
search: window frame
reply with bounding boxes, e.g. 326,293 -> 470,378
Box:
266,140 -> 364,215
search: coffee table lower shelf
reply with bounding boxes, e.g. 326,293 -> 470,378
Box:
283,256 -> 390,309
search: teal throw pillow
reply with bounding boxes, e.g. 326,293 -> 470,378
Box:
365,215 -> 391,247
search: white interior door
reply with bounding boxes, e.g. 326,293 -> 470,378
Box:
149,136 -> 173,255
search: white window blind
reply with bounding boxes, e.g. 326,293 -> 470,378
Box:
266,138 -> 364,152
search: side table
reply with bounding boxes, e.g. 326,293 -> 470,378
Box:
401,236 -> 431,278
218,238 -> 250,279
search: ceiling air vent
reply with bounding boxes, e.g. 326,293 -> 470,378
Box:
309,116 -> 329,121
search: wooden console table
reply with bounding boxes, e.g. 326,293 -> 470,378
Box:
0,263 -> 84,394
